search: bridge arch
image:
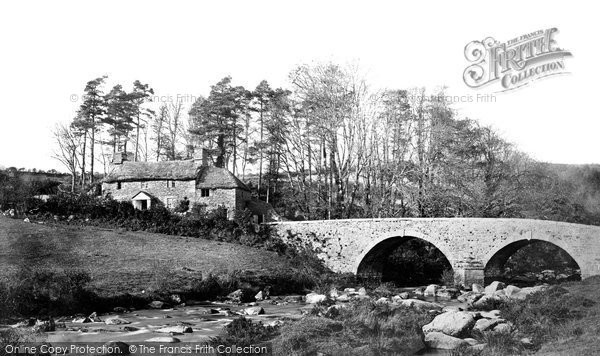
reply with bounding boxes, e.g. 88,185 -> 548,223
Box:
483,236 -> 583,283
353,230 -> 457,285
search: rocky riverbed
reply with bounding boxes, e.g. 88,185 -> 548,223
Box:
2,281 -> 550,354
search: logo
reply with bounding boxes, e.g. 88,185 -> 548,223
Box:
463,28 -> 571,92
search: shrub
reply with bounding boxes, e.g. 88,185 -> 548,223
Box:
273,299 -> 433,356
209,317 -> 277,355
498,286 -> 596,346
32,193 -> 287,253
440,268 -> 459,287
0,268 -> 94,318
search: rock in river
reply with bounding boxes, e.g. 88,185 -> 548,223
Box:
424,332 -> 469,350
422,311 -> 476,337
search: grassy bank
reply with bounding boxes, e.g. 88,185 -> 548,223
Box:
0,216 -> 322,320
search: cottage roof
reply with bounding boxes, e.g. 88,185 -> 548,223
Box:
196,166 -> 249,191
104,160 -> 250,191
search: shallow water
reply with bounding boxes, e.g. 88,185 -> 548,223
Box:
37,291 -> 466,355
46,300 -> 306,344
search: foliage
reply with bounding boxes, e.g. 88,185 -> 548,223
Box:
273,299 -> 433,355
498,286 -> 595,344
31,193 -> 283,252
209,317 -> 277,355
0,268 -> 94,319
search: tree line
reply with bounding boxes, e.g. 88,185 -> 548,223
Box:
54,62 -> 600,224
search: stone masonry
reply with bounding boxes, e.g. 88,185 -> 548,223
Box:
269,218 -> 600,286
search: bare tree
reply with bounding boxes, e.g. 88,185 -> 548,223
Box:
52,123 -> 81,192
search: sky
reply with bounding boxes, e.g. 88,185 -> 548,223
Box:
0,0 -> 598,171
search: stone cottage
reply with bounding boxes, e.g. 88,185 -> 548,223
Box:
101,150 -> 275,221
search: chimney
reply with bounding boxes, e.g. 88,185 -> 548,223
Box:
112,151 -> 128,165
193,148 -> 211,166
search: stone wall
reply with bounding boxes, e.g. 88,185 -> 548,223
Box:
102,180 -> 248,216
194,188 -> 242,218
102,180 -> 196,208
269,218 -> 600,286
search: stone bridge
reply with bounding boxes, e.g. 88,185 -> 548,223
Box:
269,218 -> 600,286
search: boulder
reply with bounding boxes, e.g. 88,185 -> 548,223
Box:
504,285 -> 521,297
23,218 -> 30,223
156,325 -> 193,334
375,297 -> 389,304
105,317 -> 131,325
255,291 -> 264,301
485,281 -> 505,295
266,320 -> 284,327
399,299 -> 443,311
343,288 -> 356,293
358,287 -> 368,296
493,322 -> 512,333
424,284 -> 439,297
283,295 -> 303,303
305,293 -> 327,304
520,337 -> 534,347
458,291 -> 483,304
170,294 -> 183,304
329,288 -> 339,299
473,318 -> 499,333
397,292 -> 410,300
72,317 -> 92,323
472,283 -> 484,293
463,338 -> 479,346
509,285 -> 549,300
413,287 -> 425,296
145,337 -> 180,343
227,289 -> 246,303
436,288 -> 460,299
243,306 -> 265,315
479,310 -> 501,319
335,294 -> 350,302
471,294 -> 502,309
424,332 -> 469,350
88,312 -> 102,322
123,326 -> 140,332
422,311 -> 476,337
113,307 -> 128,313
32,319 -> 55,332
148,301 -> 166,309
442,306 -> 463,313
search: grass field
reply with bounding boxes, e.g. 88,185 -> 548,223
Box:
534,277 -> 600,356
0,216 -> 295,297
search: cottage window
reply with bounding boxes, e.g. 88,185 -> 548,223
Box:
117,182 -> 121,190
166,180 -> 176,188
140,182 -> 148,189
171,180 -> 176,188
200,188 -> 210,197
166,197 -> 176,209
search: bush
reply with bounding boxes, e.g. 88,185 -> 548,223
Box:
209,317 -> 277,355
32,193 -> 285,252
273,299 -> 433,355
440,268 -> 459,287
0,268 -> 94,319
499,286 -> 595,343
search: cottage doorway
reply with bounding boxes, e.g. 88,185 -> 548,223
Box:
131,191 -> 152,211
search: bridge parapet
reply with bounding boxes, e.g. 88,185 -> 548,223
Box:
269,218 -> 600,286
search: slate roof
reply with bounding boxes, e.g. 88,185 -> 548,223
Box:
104,160 -> 249,191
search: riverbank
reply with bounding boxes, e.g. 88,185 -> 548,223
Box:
0,216 -> 325,321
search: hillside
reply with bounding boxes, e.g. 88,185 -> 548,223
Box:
0,216 -> 295,297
